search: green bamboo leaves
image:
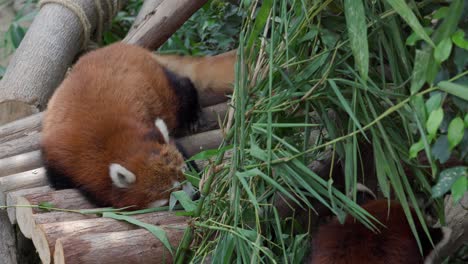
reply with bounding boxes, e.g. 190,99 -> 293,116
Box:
344,0 -> 369,81
385,0 -> 434,47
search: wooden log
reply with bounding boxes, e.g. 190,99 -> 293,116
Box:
127,0 -> 164,36
0,112 -> 42,144
33,211 -> 186,264
177,129 -> 223,157
6,186 -> 52,224
0,0 -> 128,125
0,167 -> 47,206
0,211 -> 17,264
426,193 -> 468,263
124,0 -> 208,49
0,150 -> 42,177
16,189 -> 94,239
0,130 -> 40,159
54,225 -> 186,264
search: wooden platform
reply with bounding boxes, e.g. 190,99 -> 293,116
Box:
0,102 -> 229,264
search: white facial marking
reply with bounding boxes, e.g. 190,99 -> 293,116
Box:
155,118 -> 170,144
148,199 -> 169,208
109,163 -> 136,188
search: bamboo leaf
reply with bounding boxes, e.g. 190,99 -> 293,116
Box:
170,190 -> 197,212
102,212 -> 174,254
246,0 -> 273,49
385,0 -> 434,47
410,49 -> 430,94
328,80 -> 365,136
344,0 -> 368,81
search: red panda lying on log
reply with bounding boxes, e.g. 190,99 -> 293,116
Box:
309,200 -> 450,264
41,43 -> 235,209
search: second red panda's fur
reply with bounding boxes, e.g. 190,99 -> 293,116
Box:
41,43 -> 207,209
309,200 -> 445,264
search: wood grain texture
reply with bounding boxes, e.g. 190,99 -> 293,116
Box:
54,226 -> 185,264
33,211 -> 186,264
124,0 -> 208,49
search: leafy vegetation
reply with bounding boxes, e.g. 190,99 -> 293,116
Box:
174,0 -> 468,262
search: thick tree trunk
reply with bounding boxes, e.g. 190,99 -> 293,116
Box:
0,0 -> 128,125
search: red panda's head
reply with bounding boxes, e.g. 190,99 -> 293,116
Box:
105,118 -> 188,209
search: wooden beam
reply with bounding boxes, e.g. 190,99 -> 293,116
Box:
16,189 -> 95,239
54,226 -> 185,264
0,150 -> 42,177
33,212 -> 186,264
124,0 -> 209,49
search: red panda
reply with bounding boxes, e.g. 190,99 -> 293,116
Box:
308,200 -> 450,264
41,43 -> 229,209
153,50 -> 236,106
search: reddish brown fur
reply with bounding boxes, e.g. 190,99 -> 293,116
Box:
42,43 -> 188,208
153,50 -> 236,106
309,200 -> 442,264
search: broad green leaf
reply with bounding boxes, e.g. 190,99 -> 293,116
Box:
433,7 -> 449,19
385,0 -> 434,47
426,108 -> 444,138
170,190 -> 197,212
344,0 -> 368,81
425,93 -> 442,114
103,212 -> 174,254
431,136 -> 451,163
410,49 -> 431,94
447,117 -> 464,149
451,176 -> 468,203
465,114 -> 468,127
438,81 -> 468,101
406,28 -> 433,46
431,0 -> 464,44
9,24 -> 25,48
452,30 -> 468,50
409,139 -> 424,158
432,166 -> 468,198
434,38 -> 453,64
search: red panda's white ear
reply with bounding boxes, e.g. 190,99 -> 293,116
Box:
155,118 -> 169,144
109,163 -> 136,188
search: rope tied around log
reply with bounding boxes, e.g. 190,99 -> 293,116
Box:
38,0 -> 121,50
